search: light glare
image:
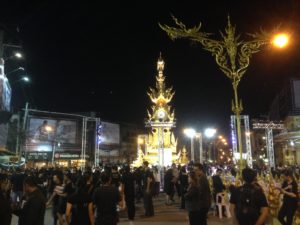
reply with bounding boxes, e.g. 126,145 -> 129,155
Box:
204,128 -> 216,138
45,125 -> 52,132
22,76 -> 30,82
184,128 -> 196,138
15,52 -> 22,58
138,138 -> 144,144
273,34 -> 289,48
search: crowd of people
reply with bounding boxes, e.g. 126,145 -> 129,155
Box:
0,161 -> 299,225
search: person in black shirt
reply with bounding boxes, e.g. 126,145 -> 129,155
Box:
212,169 -> 226,215
179,166 -> 188,209
16,176 -> 46,225
11,168 -> 26,206
142,161 -> 154,217
83,171 -> 95,196
57,173 -> 75,224
230,168 -> 269,225
277,170 -> 298,225
121,165 -> 136,220
47,173 -> 64,225
185,170 -> 202,225
192,163 -> 211,225
66,177 -> 94,225
0,174 -> 12,225
164,168 -> 174,205
111,166 -> 121,188
133,167 -> 143,203
93,172 -> 121,225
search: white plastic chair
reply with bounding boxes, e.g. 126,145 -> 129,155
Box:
215,192 -> 231,219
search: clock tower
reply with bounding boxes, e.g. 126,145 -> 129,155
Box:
143,54 -> 178,166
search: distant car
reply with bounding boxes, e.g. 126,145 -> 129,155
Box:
0,150 -> 25,168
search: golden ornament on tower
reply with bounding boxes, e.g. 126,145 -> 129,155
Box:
138,54 -> 178,166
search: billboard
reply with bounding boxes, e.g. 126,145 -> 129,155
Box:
97,121 -> 120,151
25,117 -> 78,152
0,75 -> 11,112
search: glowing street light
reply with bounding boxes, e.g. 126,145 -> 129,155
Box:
22,76 -> 30,82
273,34 -> 289,48
204,128 -> 216,138
184,128 -> 196,162
184,128 -> 196,138
14,52 -> 23,58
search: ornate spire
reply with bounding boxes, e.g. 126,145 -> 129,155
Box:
146,54 -> 175,123
148,54 -> 174,105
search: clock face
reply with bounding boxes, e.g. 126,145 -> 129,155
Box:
157,110 -> 165,119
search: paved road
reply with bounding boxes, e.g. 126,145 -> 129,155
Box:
10,194 -> 231,225
118,195 -> 231,225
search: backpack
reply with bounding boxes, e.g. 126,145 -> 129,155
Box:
235,184 -> 260,224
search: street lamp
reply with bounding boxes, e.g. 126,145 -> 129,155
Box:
273,34 -> 289,48
204,128 -> 216,138
21,76 -> 30,82
160,16 -> 288,173
184,128 -> 196,161
3,52 -> 23,61
14,52 -> 23,58
204,128 -> 216,161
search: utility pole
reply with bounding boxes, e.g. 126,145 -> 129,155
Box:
20,102 -> 29,162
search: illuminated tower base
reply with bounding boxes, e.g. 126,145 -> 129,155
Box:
144,122 -> 177,166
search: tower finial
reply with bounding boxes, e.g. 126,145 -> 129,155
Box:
157,52 -> 164,73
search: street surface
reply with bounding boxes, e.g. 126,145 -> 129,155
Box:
11,194 -> 279,225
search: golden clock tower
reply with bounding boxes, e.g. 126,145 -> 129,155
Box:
142,54 -> 178,166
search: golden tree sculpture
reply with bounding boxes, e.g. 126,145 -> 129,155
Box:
160,15 -> 285,172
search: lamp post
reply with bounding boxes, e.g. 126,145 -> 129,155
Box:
184,128 -> 196,162
204,128 -> 217,162
160,16 -> 288,173
195,133 -> 203,163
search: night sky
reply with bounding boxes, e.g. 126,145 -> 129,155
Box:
2,0 -> 300,135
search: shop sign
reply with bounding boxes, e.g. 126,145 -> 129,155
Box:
27,152 -> 50,160
55,153 -> 89,159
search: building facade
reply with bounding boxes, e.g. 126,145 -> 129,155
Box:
270,78 -> 300,165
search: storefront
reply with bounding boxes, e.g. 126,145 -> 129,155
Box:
54,152 -> 90,167
26,152 -> 52,168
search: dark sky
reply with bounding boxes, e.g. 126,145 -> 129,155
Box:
2,0 -> 300,135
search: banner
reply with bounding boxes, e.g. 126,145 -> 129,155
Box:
0,75 -> 11,111
26,117 -> 78,152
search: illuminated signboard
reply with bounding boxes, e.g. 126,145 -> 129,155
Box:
25,117 -> 78,152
